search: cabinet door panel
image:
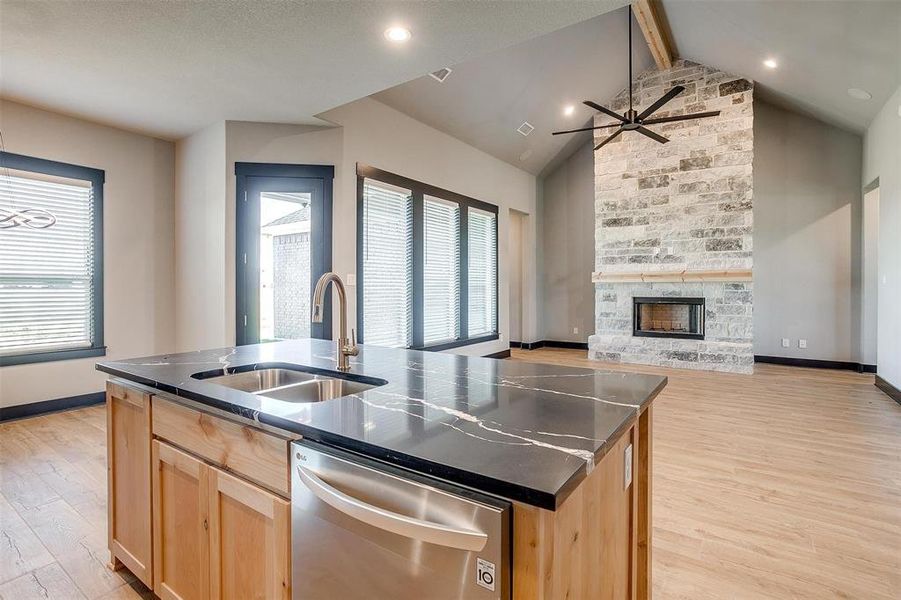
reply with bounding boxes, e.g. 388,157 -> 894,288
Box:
208,466 -> 290,600
107,381 -> 152,586
152,440 -> 209,600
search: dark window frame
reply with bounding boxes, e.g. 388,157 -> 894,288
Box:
235,162 -> 334,346
356,163 -> 499,351
0,151 -> 105,366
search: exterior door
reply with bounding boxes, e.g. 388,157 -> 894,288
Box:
236,163 -> 334,345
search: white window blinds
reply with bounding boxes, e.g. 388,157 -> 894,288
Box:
467,207 -> 497,337
361,179 -> 413,348
423,196 -> 460,345
0,171 -> 97,356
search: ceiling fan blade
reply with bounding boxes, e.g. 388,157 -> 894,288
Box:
642,110 -> 721,125
636,85 -> 685,121
635,126 -> 669,144
593,127 -> 624,151
552,123 -> 624,136
583,100 -> 628,123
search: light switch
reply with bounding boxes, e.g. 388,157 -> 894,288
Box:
346,273 -> 356,286
799,339 -> 807,349
781,338 -> 789,348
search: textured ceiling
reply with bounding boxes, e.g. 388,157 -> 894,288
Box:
374,8 -> 653,176
0,0 -> 628,139
662,0 -> 901,133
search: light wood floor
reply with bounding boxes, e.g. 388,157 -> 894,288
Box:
0,349 -> 898,599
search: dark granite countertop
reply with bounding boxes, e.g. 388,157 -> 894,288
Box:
96,339 -> 666,510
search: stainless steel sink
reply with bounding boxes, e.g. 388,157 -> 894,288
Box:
197,367 -> 385,403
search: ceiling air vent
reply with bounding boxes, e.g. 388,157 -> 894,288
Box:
429,67 -> 453,83
516,122 -> 535,137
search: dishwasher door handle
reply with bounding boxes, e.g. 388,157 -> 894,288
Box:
297,465 -> 489,552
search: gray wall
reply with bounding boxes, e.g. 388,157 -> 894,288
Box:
863,85 -> 901,388
753,100 -> 864,362
539,141 -> 595,343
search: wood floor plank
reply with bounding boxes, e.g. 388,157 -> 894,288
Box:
14,498 -> 135,599
0,563 -> 87,600
0,493 -> 55,584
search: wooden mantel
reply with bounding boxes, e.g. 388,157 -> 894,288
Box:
592,269 -> 753,283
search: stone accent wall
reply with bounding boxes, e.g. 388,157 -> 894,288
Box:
588,60 -> 754,373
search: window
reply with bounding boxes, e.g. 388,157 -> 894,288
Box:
357,165 -> 498,351
0,152 -> 105,366
423,196 -> 460,345
360,179 -> 413,348
467,207 -> 498,337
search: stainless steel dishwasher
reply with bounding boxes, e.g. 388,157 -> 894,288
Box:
291,440 -> 511,599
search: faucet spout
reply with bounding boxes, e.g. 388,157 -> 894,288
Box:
311,272 -> 358,371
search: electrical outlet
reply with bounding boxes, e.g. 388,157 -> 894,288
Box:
781,338 -> 790,348
799,339 -> 807,349
624,444 -> 633,488
572,327 -> 579,335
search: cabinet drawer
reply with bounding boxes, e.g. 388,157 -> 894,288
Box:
151,397 -> 291,497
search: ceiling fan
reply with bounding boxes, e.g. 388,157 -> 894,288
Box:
552,6 -> 720,151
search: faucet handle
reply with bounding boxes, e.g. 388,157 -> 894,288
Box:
346,329 -> 360,356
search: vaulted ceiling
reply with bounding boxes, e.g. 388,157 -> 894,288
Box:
662,0 -> 901,134
374,9 -> 653,176
374,1 -> 900,176
0,0 -> 629,139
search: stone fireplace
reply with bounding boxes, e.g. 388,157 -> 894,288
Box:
588,60 -> 754,373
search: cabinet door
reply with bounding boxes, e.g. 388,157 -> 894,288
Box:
208,466 -> 291,600
152,440 -> 210,600
107,381 -> 152,586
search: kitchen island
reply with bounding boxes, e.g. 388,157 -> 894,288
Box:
97,339 -> 665,599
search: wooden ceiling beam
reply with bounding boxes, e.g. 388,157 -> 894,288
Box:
632,0 -> 674,70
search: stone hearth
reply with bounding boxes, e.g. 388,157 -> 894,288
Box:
588,60 -> 754,373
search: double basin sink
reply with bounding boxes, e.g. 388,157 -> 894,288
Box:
193,364 -> 386,403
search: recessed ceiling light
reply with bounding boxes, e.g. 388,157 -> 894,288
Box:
563,105 -> 576,116
763,58 -> 778,69
848,88 -> 872,100
384,26 -> 412,43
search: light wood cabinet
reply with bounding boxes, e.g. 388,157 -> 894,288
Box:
513,422 -> 642,600
208,466 -> 291,600
106,380 -> 153,587
152,440 -> 210,600
109,381 -> 293,599
153,397 -> 292,497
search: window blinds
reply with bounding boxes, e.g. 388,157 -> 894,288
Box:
361,179 -> 413,348
467,207 -> 497,337
0,172 -> 96,355
423,196 -> 460,345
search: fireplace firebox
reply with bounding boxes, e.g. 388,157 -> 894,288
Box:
633,297 -> 705,340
